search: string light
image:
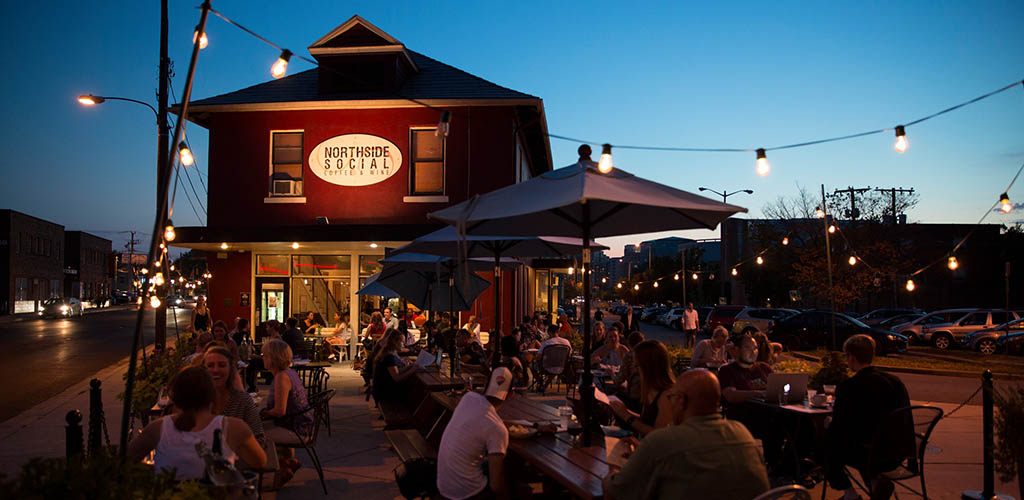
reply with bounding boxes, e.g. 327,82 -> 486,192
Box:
894,125 -> 908,153
601,277 -> 607,284
905,279 -> 916,292
150,295 -> 161,309
691,272 -> 698,280
633,284 -> 640,291
178,142 -> 194,166
164,220 -> 175,242
848,255 -> 857,266
815,208 -> 825,219
828,225 -> 837,234
653,281 -> 659,288
193,25 -> 208,49
756,256 -> 764,265
271,49 -> 292,79
731,268 -> 738,276
598,144 -> 614,173
782,237 -> 789,246
436,110 -> 451,138
947,256 -> 959,270
617,283 -> 623,289
709,273 -> 715,280
673,273 -> 680,280
755,148 -> 770,176
1000,192 -> 1013,213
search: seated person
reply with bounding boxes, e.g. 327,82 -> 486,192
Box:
211,320 -> 239,360
203,345 -> 264,447
591,321 -> 608,351
437,368 -> 514,500
372,329 -> 421,404
260,339 -> 313,488
456,329 -> 489,373
591,329 -> 629,373
753,331 -> 782,366
538,324 -> 572,357
127,366 -> 266,479
691,326 -> 729,368
608,340 -> 675,437
826,335 -> 912,500
603,369 -> 770,500
717,334 -> 772,416
281,317 -> 305,355
614,331 -> 646,410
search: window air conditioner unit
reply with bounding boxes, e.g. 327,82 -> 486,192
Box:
272,179 -> 301,196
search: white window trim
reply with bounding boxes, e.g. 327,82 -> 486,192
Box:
408,126 -> 446,197
268,129 -> 305,199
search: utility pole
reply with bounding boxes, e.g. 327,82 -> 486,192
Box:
821,184 -> 837,350
127,231 -> 139,297
833,186 -> 871,221
874,187 -> 915,225
154,0 -> 170,350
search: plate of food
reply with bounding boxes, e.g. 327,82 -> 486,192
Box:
504,420 -> 537,439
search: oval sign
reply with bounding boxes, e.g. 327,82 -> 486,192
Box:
308,133 -> 403,187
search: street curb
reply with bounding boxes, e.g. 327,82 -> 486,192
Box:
787,351 -> 1020,380
0,304 -> 137,324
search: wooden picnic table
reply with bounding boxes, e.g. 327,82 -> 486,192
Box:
432,392 -> 610,500
413,368 -> 467,392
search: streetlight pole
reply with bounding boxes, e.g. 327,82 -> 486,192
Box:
698,187 -> 753,304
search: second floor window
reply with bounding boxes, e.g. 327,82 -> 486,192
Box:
409,128 -> 445,196
270,131 -> 304,197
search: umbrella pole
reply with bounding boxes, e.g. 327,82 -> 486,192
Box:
449,265 -> 456,379
581,205 -> 594,447
493,252 -> 501,347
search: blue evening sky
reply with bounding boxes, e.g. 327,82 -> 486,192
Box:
1,1 -> 1021,257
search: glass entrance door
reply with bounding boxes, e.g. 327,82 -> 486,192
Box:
256,279 -> 288,324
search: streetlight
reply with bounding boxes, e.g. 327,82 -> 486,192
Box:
698,187 -> 754,303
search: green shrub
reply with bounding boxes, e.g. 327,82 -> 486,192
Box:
808,351 -> 850,390
119,341 -> 197,420
774,360 -> 814,374
665,345 -> 694,375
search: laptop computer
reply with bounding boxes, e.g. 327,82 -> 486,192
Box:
765,373 -> 809,405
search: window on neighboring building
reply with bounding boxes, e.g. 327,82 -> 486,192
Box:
14,278 -> 27,301
49,280 -> 60,298
269,131 -> 304,197
409,128 -> 445,196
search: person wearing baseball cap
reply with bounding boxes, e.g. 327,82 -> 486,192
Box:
437,367 -> 513,500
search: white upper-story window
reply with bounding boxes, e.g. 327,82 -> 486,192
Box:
269,131 -> 304,198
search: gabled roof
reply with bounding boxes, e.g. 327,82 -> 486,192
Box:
307,15 -> 417,70
184,50 -> 537,110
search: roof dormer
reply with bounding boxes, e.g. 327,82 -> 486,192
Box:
308,15 -> 418,93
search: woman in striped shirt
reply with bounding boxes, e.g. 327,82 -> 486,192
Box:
203,345 -> 265,447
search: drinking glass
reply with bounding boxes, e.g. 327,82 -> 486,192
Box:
558,405 -> 573,430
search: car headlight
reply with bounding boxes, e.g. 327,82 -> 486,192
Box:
60,305 -> 68,313
887,334 -> 896,340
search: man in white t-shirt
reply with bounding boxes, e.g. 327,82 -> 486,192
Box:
538,324 -> 572,357
383,307 -> 399,330
437,367 -> 513,500
682,302 -> 700,349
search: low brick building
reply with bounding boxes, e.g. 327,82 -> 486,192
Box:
0,210 -> 65,314
64,231 -> 113,304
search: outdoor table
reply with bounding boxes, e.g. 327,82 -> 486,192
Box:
750,400 -> 833,479
413,368 -> 466,392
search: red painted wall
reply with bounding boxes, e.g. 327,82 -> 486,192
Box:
205,106 -> 518,228
470,269 -> 518,335
206,251 -> 251,326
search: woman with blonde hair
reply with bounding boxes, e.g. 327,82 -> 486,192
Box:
128,366 -> 266,478
372,329 -> 420,403
190,296 -> 212,333
366,311 -> 387,342
607,340 -> 675,436
260,339 -> 313,488
202,345 -> 264,446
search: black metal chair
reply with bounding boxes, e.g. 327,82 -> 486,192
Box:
533,344 -> 571,394
274,389 -> 335,495
821,405 -> 943,500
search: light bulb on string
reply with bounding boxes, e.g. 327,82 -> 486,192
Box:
567,266 -> 574,275
150,295 -> 161,309
999,193 -> 1013,213
673,273 -> 680,280
193,26 -> 208,49
164,220 -> 175,242
947,256 -> 959,270
153,273 -> 165,286
893,125 -> 908,153
815,207 -> 825,219
692,273 -> 698,280
782,237 -> 789,246
653,281 -> 659,288
755,148 -> 770,176
291,242 -> 299,250
617,283 -> 623,289
271,49 -> 292,79
169,264 -> 175,271
731,268 -> 738,276
601,277 -> 607,284
756,256 -> 764,265
633,284 -> 639,291
598,144 -> 614,173
848,255 -> 857,266
709,273 -> 715,280
178,142 -> 194,166
905,279 -> 915,292
828,225 -> 836,234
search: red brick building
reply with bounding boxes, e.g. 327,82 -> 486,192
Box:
0,210 -> 65,314
174,16 -> 552,338
63,231 -> 114,303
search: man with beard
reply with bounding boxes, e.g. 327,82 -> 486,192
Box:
717,334 -> 782,472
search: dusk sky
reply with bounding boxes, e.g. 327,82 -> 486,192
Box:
2,1 -> 1022,257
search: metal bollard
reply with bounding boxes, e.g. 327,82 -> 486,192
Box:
961,370 -> 1015,500
87,379 -> 102,456
66,409 -> 83,464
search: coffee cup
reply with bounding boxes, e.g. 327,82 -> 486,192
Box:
811,394 -> 828,407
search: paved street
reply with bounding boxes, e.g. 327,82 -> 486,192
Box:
0,306 -> 193,423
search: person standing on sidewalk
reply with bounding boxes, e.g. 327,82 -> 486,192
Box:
682,303 -> 699,349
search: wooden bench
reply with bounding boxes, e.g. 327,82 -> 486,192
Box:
379,400 -> 415,430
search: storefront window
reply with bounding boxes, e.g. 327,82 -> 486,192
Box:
257,255 -> 290,276
291,277 -> 351,326
292,255 -> 351,277
534,270 -> 549,314
358,255 -> 384,329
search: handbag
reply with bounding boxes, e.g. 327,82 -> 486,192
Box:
393,457 -> 438,499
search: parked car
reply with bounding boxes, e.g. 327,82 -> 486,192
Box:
166,295 -> 186,308
731,308 -> 800,335
919,309 -> 1022,350
706,305 -> 747,333
39,297 -> 84,318
876,313 -> 926,330
996,329 -> 1024,356
658,307 -> 688,329
767,310 -> 908,355
696,306 -> 714,333
856,308 -> 923,326
642,306 -> 668,322
961,318 -> 1024,354
892,309 -> 974,344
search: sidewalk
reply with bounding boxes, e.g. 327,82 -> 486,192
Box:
0,355 -> 1018,499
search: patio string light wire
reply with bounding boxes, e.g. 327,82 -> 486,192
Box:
198,4 -> 1023,176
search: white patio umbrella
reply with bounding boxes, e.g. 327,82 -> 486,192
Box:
429,152 -> 746,445
389,226 -> 608,338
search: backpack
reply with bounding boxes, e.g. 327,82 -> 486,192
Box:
393,457 -> 438,499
